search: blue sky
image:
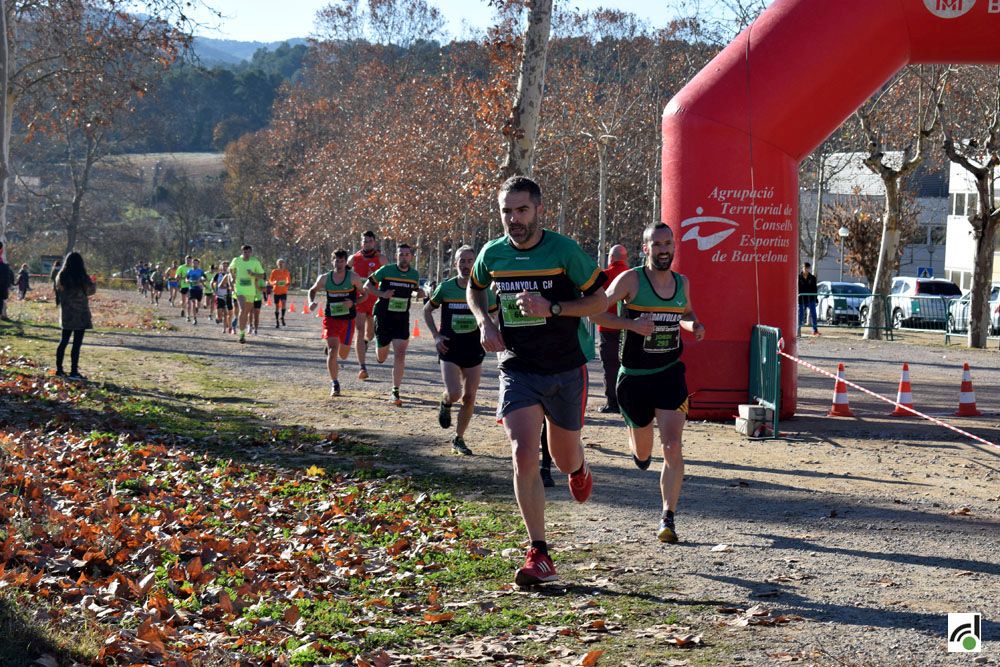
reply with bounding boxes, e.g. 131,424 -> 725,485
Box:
189,0 -> 671,42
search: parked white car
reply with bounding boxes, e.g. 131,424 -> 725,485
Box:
859,277 -> 962,330
947,282 -> 1000,335
816,281 -> 871,325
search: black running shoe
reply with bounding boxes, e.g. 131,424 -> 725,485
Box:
657,513 -> 678,543
438,400 -> 452,429
452,435 -> 472,456
540,466 -> 555,488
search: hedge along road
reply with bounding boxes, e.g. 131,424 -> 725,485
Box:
58,290 -> 1000,665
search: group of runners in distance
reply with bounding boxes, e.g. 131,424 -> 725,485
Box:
136,175 -> 706,588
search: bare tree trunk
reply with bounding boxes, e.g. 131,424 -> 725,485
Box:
811,154 -> 825,266
500,0 -> 552,179
596,141 -> 608,264
0,0 -> 10,263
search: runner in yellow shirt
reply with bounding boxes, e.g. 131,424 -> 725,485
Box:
229,244 -> 265,344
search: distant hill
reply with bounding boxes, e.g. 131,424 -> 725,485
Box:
192,36 -> 308,65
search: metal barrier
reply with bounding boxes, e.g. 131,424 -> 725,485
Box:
749,325 -> 781,438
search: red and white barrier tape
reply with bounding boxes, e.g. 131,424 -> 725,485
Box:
775,338 -> 997,449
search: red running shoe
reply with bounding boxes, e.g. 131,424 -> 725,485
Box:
568,461 -> 592,503
514,547 -> 558,586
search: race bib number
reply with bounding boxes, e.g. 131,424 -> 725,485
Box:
643,324 -> 680,353
276,280 -> 286,286
239,277 -> 251,286
451,314 -> 478,334
326,301 -> 349,317
388,297 -> 409,312
500,292 -> 545,328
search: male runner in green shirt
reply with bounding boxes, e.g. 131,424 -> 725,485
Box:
175,255 -> 192,318
468,176 -> 608,587
229,244 -> 265,344
365,244 -> 420,406
423,245 -> 497,456
592,222 -> 705,544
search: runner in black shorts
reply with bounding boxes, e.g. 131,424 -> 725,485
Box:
592,222 -> 705,544
423,245 -> 498,456
469,176 -> 608,587
366,244 -> 421,406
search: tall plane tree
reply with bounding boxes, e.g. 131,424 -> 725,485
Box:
498,0 -> 552,178
939,65 -> 1000,348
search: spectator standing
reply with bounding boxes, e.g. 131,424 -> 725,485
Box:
17,264 -> 30,299
797,262 -> 819,336
54,252 -> 96,379
49,258 -> 62,306
597,244 -> 630,413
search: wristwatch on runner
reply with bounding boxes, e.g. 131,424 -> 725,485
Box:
549,301 -> 562,317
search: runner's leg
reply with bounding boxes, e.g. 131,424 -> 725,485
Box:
655,409 -> 686,513
440,360 -> 463,405
456,365 -> 482,439
326,338 -> 339,380
544,420 -> 585,475
355,312 -> 369,365
503,405 -> 546,542
391,338 -> 408,389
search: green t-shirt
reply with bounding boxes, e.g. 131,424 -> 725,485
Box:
471,230 -> 606,374
369,263 -> 420,317
175,263 -> 191,289
230,256 -> 265,293
430,277 -> 497,338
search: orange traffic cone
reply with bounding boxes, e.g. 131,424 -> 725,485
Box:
315,305 -> 321,318
828,362 -> 854,417
266,294 -> 273,307
289,301 -> 296,313
890,363 -> 915,417
954,362 -> 983,417
302,297 -> 311,315
412,319 -> 421,337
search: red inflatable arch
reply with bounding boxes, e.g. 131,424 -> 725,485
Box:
663,0 -> 1000,420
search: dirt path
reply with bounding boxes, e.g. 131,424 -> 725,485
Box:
56,292 -> 1000,665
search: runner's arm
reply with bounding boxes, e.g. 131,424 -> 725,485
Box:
590,271 -> 651,334
422,299 -> 440,339
679,278 -> 705,340
307,275 -> 325,306
468,283 -> 504,352
515,287 -> 608,320
364,277 -> 392,300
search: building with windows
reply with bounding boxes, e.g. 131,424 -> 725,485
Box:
943,161 -> 1000,290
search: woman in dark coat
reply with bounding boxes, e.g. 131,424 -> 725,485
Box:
55,252 -> 96,379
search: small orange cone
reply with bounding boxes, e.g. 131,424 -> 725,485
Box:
955,362 -> 982,417
302,297 -> 311,315
890,363 -> 915,417
289,301 -> 296,313
412,319 -> 421,337
266,293 -> 272,306
828,362 -> 854,417
315,305 -> 321,318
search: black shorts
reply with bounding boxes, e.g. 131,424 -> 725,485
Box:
188,286 -> 204,301
617,362 -> 689,428
374,314 -> 409,347
440,338 -> 486,369
216,295 -> 233,310
253,300 -> 263,310
274,293 -> 287,306
153,283 -> 164,292
180,287 -> 189,295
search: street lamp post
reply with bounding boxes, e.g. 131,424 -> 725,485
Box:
838,226 -> 850,281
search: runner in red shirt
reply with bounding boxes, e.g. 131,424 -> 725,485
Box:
348,230 -> 388,379
597,244 -> 630,413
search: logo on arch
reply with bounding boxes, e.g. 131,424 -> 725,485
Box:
924,0 -> 975,18
680,208 -> 739,251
